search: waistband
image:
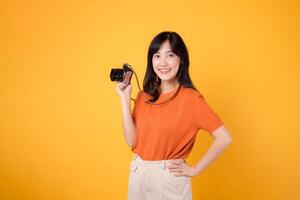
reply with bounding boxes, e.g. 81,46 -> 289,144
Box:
132,153 -> 185,168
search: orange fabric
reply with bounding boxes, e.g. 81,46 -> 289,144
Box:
131,85 -> 224,160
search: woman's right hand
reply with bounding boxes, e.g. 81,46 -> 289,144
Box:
116,82 -> 132,101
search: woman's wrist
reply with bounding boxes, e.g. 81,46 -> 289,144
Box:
192,166 -> 201,176
121,96 -> 131,104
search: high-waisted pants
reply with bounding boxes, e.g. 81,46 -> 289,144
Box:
128,153 -> 192,200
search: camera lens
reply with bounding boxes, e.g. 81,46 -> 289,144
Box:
110,69 -> 124,81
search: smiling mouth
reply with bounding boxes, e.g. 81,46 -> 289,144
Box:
159,69 -> 171,74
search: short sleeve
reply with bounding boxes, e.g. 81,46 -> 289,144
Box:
193,93 -> 224,134
132,91 -> 142,123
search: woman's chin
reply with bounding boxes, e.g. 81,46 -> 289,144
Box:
159,77 -> 177,82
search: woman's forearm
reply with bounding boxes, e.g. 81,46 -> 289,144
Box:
120,98 -> 136,147
193,138 -> 231,175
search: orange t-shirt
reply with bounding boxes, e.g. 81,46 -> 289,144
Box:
131,85 -> 224,160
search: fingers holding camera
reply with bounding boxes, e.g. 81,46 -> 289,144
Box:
116,82 -> 128,91
121,82 -> 127,90
116,82 -> 131,100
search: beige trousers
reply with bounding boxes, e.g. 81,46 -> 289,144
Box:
128,153 -> 192,200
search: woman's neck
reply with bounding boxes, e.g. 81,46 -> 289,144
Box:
160,79 -> 180,94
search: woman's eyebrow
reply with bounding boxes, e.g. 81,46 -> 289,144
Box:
156,50 -> 173,54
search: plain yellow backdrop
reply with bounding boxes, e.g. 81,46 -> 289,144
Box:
1,0 -> 299,199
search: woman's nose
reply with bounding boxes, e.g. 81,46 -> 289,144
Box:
160,57 -> 167,66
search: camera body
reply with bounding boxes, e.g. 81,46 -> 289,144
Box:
110,63 -> 133,87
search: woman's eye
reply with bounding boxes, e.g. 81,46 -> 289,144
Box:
154,55 -> 160,58
168,54 -> 174,57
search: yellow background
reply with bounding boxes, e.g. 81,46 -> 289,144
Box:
1,0 -> 299,199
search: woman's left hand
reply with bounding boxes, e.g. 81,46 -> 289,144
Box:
167,160 -> 198,177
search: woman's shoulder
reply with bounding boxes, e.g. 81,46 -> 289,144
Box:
181,86 -> 205,100
135,90 -> 152,103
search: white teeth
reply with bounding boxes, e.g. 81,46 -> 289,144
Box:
159,69 -> 171,72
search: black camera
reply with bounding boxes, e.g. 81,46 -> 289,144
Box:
110,63 -> 133,87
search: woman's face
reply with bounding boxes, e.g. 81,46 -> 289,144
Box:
152,40 -> 181,82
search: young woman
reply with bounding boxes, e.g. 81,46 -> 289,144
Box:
116,31 -> 232,200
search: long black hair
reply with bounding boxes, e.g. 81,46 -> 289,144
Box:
143,31 -> 197,103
